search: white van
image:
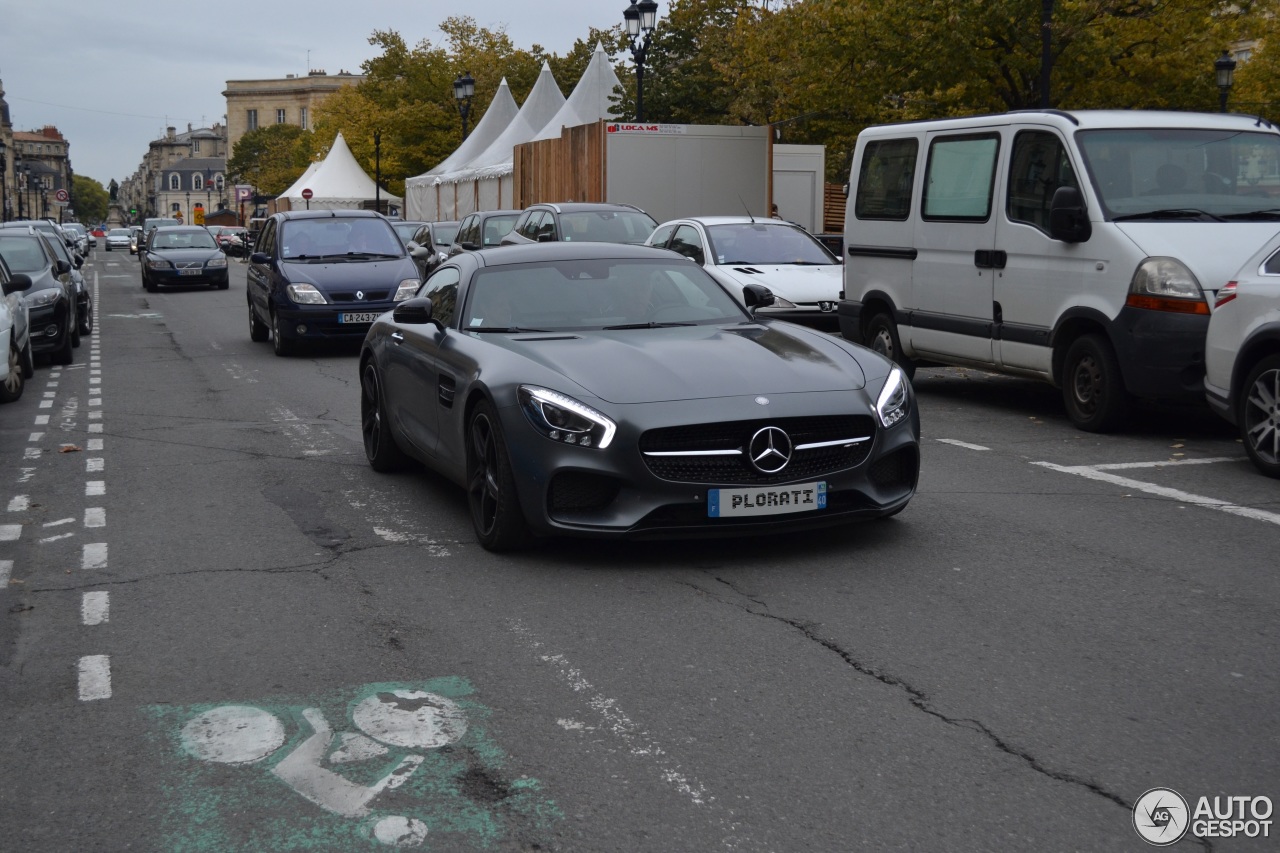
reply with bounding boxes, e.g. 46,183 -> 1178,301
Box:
838,110 -> 1280,431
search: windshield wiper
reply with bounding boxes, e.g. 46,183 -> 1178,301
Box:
602,321 -> 697,330
342,251 -> 401,259
1221,209 -> 1280,221
469,326 -> 553,333
1112,208 -> 1225,222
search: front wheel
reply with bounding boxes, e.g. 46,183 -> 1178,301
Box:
467,400 -> 530,551
271,309 -> 296,356
78,302 -> 93,336
866,312 -> 916,380
1061,334 -> 1129,432
361,361 -> 410,472
52,323 -> 74,366
248,300 -> 269,342
1240,354 -> 1280,478
0,341 -> 25,403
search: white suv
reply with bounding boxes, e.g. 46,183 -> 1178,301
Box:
1205,233 -> 1280,478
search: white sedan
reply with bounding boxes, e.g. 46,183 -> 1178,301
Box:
104,228 -> 132,251
1205,232 -> 1280,478
645,216 -> 842,328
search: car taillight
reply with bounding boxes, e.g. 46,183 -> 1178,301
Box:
1214,281 -> 1238,309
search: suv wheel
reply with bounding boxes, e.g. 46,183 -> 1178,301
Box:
1240,354 -> 1280,478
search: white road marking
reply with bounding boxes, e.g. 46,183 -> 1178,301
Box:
88,423 -> 103,434
34,415 -> 49,425
44,518 -> 74,527
89,398 -> 101,407
0,559 -> 11,586
87,438 -> 103,451
77,655 -> 111,701
28,432 -> 44,442
936,438 -> 990,451
40,533 -> 74,543
88,411 -> 101,420
7,496 -> 29,512
1035,461 -> 1280,526
24,447 -> 41,459
38,400 -> 52,408
86,481 -> 105,496
85,508 -> 106,528
17,468 -> 35,482
1089,457 -> 1239,471
83,543 -> 108,569
43,391 -> 56,398
0,525 -> 22,541
82,591 -> 109,625
87,458 -> 104,472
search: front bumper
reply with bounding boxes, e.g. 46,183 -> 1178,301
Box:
1108,306 -> 1210,403
148,267 -> 229,288
496,386 -> 920,539
27,302 -> 72,353
275,302 -> 399,342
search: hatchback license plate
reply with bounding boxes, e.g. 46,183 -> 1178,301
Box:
339,312 -> 380,324
179,269 -> 201,276
707,481 -> 827,518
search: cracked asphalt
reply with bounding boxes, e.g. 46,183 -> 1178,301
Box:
0,257 -> 1273,851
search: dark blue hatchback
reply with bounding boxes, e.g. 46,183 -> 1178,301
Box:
247,210 -> 421,356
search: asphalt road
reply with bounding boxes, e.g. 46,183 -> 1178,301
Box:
0,247 -> 1275,851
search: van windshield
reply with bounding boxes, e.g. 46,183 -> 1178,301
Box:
1078,127 -> 1280,221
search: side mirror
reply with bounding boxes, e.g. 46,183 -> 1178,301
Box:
460,241 -> 479,251
1049,186 -> 1092,243
249,252 -> 269,265
536,232 -> 556,242
74,254 -> 85,269
3,274 -> 33,295
743,283 -> 775,311
392,296 -> 434,325
55,259 -> 71,275
409,245 -> 431,260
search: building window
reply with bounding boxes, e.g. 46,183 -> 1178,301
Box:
276,108 -> 287,124
194,139 -> 201,153
247,109 -> 258,131
169,174 -> 180,191
193,174 -> 204,191
300,107 -> 308,130
171,202 -> 181,212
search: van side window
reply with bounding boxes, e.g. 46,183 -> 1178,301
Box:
855,138 -> 918,220
1008,131 -> 1078,233
923,134 -> 999,221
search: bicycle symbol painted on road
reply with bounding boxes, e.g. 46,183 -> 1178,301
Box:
147,678 -> 560,850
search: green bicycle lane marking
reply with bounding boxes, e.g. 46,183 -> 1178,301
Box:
144,677 -> 561,850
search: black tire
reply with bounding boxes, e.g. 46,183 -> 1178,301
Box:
143,272 -> 155,292
52,322 -> 74,366
1061,334 -> 1129,432
218,281 -> 230,290
1239,354 -> 1280,479
361,360 -> 410,472
71,321 -> 81,349
0,340 -> 25,403
78,301 -> 93,336
866,312 -> 916,380
467,400 -> 530,551
271,308 -> 296,356
20,335 -> 34,379
248,300 -> 269,342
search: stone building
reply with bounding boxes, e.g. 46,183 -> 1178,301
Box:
120,124 -> 228,221
222,69 -> 363,154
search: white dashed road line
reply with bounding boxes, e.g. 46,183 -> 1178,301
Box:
936,438 -> 990,451
77,655 -> 112,701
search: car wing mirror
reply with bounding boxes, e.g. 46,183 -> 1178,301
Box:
249,251 -> 269,264
55,259 -> 71,275
460,241 -> 479,251
743,283 -> 775,311
409,245 -> 432,260
3,274 -> 33,295
75,254 -> 85,268
1049,186 -> 1092,243
392,296 -> 434,325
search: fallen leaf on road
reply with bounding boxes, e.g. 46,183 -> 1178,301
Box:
59,445 -> 82,453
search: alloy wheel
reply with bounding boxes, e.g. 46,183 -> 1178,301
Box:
468,414 -> 500,537
1244,366 -> 1280,465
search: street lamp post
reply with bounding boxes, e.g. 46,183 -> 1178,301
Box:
185,190 -> 190,225
16,164 -> 25,220
453,72 -> 475,140
373,130 -> 382,215
0,138 -> 8,223
205,169 -> 212,222
1216,50 -> 1238,113
623,0 -> 660,122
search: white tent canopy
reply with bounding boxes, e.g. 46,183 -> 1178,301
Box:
454,62 -> 566,181
276,131 -> 400,210
531,44 -> 620,142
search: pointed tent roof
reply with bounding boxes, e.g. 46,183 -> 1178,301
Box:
277,131 -> 400,203
279,160 -> 321,199
421,78 -> 519,178
531,44 -> 621,142
441,62 -> 566,183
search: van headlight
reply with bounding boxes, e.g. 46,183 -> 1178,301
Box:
285,283 -> 327,304
875,368 -> 909,428
519,385 -> 616,449
1126,257 -> 1209,314
393,279 -> 420,301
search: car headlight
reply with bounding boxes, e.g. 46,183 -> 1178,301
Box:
285,283 -> 327,304
769,295 -> 798,308
207,257 -> 228,269
518,385 -> 617,449
393,279 -> 420,301
1126,257 -> 1209,314
146,258 -> 173,270
26,288 -> 61,308
875,367 -> 909,428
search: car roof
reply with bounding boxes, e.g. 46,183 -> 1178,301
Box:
660,216 -> 799,227
527,202 -> 648,214
275,209 -> 388,222
472,241 -> 677,269
154,225 -> 209,233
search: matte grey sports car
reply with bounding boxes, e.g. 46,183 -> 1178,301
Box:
359,242 -> 919,550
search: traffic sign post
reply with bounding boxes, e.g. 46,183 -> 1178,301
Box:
302,188 -> 313,210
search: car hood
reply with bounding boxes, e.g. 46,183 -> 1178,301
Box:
281,258 -> 416,291
490,322 -> 867,404
1114,223 -> 1280,298
707,263 -> 842,303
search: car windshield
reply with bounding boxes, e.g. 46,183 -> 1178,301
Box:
461,258 -> 748,332
281,219 -> 403,260
557,211 -> 657,244
151,230 -> 218,250
1077,127 -> 1280,220
0,235 -> 49,273
392,222 -> 423,244
481,215 -> 519,246
108,229 -> 131,237
705,222 -> 836,266
433,223 -> 460,246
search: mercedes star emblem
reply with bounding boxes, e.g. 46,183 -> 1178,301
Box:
748,426 -> 793,474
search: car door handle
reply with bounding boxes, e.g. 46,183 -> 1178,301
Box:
391,332 -> 404,343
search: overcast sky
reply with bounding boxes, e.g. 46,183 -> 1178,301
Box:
2,0 -> 620,187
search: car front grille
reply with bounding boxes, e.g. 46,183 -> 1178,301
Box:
330,290 -> 391,302
639,415 -> 876,485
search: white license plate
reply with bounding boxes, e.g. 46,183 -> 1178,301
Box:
707,481 -> 827,517
179,269 -> 201,276
339,312 -> 380,323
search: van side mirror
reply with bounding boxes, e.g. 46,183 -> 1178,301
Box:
1049,186 -> 1092,243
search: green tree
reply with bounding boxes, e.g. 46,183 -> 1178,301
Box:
226,124 -> 313,196
71,175 -> 109,225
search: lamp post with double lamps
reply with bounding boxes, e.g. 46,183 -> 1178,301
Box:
1216,50 -> 1237,113
623,0 -> 660,122
453,72 -> 475,140
373,130 -> 382,215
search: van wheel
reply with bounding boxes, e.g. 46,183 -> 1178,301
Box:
1062,334 -> 1129,432
866,312 -> 916,379
1239,354 -> 1280,478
